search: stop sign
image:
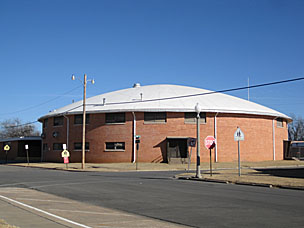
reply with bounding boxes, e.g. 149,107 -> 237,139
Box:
204,136 -> 216,149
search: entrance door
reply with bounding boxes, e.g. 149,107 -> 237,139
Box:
167,139 -> 188,163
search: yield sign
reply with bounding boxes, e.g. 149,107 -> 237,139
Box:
234,127 -> 244,141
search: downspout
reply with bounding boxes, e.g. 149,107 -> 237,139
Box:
40,136 -> 43,162
63,114 -> 69,150
132,112 -> 136,163
272,117 -> 278,161
214,112 -> 219,162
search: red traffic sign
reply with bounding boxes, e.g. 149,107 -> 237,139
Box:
204,136 -> 216,149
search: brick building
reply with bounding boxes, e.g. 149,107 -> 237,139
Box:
38,84 -> 290,163
0,137 -> 42,163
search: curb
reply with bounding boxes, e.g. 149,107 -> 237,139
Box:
175,176 -> 304,191
5,164 -> 189,173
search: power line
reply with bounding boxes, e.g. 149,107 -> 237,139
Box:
7,121 -> 39,128
4,76 -> 304,129
0,85 -> 82,116
88,76 -> 304,106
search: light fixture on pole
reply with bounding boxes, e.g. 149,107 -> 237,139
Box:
72,74 -> 95,169
195,103 -> 202,178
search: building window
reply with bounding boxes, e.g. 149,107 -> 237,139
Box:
43,118 -> 48,128
53,143 -> 63,151
277,118 -> 284,128
74,142 -> 90,150
43,143 -> 48,151
53,116 -> 64,126
144,112 -> 166,123
74,114 -> 90,125
105,113 -> 125,124
184,112 -> 206,124
105,142 -> 125,151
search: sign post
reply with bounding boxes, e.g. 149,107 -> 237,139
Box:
25,144 -> 29,165
204,136 -> 216,176
4,145 -> 10,164
61,144 -> 70,169
187,138 -> 197,171
135,135 -> 141,170
234,127 -> 245,176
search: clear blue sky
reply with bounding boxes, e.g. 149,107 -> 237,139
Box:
1,0 -> 303,130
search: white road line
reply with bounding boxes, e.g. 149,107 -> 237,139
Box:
0,195 -> 92,228
49,209 -> 133,216
98,219 -> 152,225
15,198 -> 74,203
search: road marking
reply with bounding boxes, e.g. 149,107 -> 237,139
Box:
97,219 -> 152,225
16,198 -> 74,203
49,208 -> 133,216
0,194 -> 92,228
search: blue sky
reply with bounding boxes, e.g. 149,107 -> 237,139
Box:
0,0 -> 303,130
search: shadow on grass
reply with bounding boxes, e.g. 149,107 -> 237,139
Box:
254,167 -> 304,179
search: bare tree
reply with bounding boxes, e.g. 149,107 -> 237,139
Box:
288,114 -> 304,141
0,118 -> 40,139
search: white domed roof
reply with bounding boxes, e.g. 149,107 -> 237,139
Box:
39,84 -> 290,120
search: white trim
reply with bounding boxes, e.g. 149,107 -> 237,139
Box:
0,195 -> 92,228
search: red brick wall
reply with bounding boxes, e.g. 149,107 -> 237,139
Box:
41,112 -> 288,163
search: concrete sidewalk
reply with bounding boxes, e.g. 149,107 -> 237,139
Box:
5,160 -> 304,189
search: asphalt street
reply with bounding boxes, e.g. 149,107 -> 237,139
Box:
0,165 -> 303,228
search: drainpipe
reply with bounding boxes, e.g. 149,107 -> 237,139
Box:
272,117 -> 278,161
40,137 -> 43,162
63,114 -> 69,150
214,112 -> 219,162
132,112 -> 136,163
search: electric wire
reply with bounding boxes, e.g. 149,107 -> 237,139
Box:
3,76 -> 304,128
88,76 -> 304,106
0,85 -> 82,116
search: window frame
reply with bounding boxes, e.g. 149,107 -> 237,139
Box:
43,118 -> 48,128
144,112 -> 167,123
105,113 -> 126,124
277,118 -> 284,128
74,114 -> 90,125
105,142 -> 125,151
43,143 -> 48,151
53,116 -> 64,126
184,112 -> 206,124
53,143 -> 63,151
73,142 -> 90,151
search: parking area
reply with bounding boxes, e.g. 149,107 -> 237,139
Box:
0,187 -> 187,228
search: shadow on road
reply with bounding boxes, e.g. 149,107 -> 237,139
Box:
255,167 -> 304,179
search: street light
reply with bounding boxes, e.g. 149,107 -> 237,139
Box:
72,74 -> 95,169
195,103 -> 202,178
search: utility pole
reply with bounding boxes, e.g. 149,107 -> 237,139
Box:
82,74 -> 87,170
72,74 -> 95,170
195,103 -> 201,178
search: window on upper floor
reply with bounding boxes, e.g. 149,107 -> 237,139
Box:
74,114 -> 90,125
277,118 -> 284,128
43,118 -> 48,128
144,112 -> 166,123
53,116 -> 64,126
184,112 -> 206,124
105,113 -> 125,124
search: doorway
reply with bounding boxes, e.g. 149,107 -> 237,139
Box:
166,137 -> 188,164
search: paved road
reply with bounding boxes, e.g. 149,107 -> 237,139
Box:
0,165 -> 303,228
